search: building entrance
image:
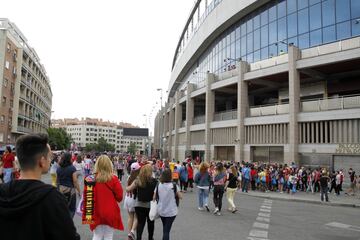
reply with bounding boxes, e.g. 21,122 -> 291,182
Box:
252,146 -> 284,164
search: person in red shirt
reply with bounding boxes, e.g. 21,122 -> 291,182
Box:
187,163 -> 194,192
90,155 -> 124,239
2,146 -> 15,183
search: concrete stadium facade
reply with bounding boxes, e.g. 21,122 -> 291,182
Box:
154,0 -> 360,170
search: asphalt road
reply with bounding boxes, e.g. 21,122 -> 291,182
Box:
42,174 -> 360,240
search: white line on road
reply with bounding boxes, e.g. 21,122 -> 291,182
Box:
261,205 -> 272,209
256,217 -> 270,223
325,222 -> 360,232
259,208 -> 271,213
249,229 -> 268,238
258,212 -> 271,218
253,222 -> 269,229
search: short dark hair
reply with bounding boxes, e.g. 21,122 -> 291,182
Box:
6,146 -> 11,153
59,152 -> 72,168
160,169 -> 172,183
16,134 -> 49,171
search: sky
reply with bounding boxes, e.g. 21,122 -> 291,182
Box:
0,0 -> 195,132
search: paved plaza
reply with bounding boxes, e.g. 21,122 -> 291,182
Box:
43,174 -> 360,240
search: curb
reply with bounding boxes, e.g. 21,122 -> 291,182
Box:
244,193 -> 360,208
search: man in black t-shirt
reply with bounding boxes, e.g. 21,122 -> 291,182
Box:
0,134 -> 80,240
319,171 -> 330,202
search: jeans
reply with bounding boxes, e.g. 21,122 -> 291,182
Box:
92,225 -> 114,240
160,216 -> 176,240
242,179 -> 250,192
135,207 -> 154,240
180,180 -> 188,191
213,185 -> 225,211
4,168 -> 13,183
226,187 -> 237,210
84,169 -> 91,176
321,186 -> 329,202
198,188 -> 209,208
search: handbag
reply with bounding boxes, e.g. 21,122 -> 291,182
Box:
149,200 -> 159,221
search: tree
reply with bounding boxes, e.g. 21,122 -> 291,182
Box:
127,142 -> 137,155
84,137 -> 115,152
47,128 -> 72,150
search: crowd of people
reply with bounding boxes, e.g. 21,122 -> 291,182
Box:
0,133 -> 359,240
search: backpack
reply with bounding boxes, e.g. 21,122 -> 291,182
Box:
137,178 -> 157,202
156,182 -> 179,207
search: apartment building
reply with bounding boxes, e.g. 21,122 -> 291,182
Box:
53,118 -> 148,153
0,19 -> 52,145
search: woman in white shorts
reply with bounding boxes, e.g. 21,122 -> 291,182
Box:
124,162 -> 141,240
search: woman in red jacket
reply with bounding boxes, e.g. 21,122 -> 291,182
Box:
90,155 -> 124,240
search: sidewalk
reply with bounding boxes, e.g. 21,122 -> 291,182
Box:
243,190 -> 360,208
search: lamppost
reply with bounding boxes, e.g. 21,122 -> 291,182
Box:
157,88 -> 163,108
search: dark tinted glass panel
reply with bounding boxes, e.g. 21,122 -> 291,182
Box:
287,0 -> 297,14
254,50 -> 261,62
236,25 -> 241,40
241,23 -> 247,36
269,44 -> 278,57
254,29 -> 261,50
247,19 -> 253,33
310,29 -> 322,46
309,0 -> 320,5
298,33 -> 310,48
351,20 -> 360,36
254,15 -> 260,29
288,36 -> 298,47
278,0 -> 287,18
261,25 -> 269,47
278,17 -> 287,41
261,10 -> 268,26
323,25 -> 336,43
269,5 -> 277,22
288,13 -> 298,37
298,0 -> 309,9
247,33 -> 253,54
310,4 -> 322,30
298,8 -> 309,34
351,0 -> 360,18
336,0 -> 350,23
336,21 -> 351,40
235,40 -> 241,58
261,47 -> 269,60
241,36 -> 247,56
269,21 -> 278,43
322,0 -> 335,27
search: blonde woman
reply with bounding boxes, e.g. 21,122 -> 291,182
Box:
126,164 -> 157,240
225,166 -> 239,213
90,155 -> 124,240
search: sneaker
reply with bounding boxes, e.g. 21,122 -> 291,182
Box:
216,212 -> 221,216
205,205 -> 210,212
232,209 -> 238,214
198,207 -> 205,211
213,208 -> 219,214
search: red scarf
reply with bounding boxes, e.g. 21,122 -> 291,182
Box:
82,175 -> 96,224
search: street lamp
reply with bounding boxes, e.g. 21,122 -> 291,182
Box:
157,88 -> 163,108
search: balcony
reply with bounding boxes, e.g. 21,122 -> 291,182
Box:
250,103 -> 289,117
214,109 -> 237,121
193,115 -> 205,125
301,95 -> 360,112
17,126 -> 33,134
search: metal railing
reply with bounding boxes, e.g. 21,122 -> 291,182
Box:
301,94 -> 360,112
193,115 -> 205,124
17,126 -> 33,134
214,109 -> 237,121
250,103 -> 289,117
181,120 -> 186,128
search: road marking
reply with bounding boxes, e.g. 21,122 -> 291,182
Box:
247,237 -> 268,240
256,217 -> 270,223
325,222 -> 360,232
249,229 -> 268,238
253,222 -> 269,229
258,212 -> 271,218
259,208 -> 271,213
261,205 -> 272,209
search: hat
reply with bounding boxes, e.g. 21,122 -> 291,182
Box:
131,162 -> 141,171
